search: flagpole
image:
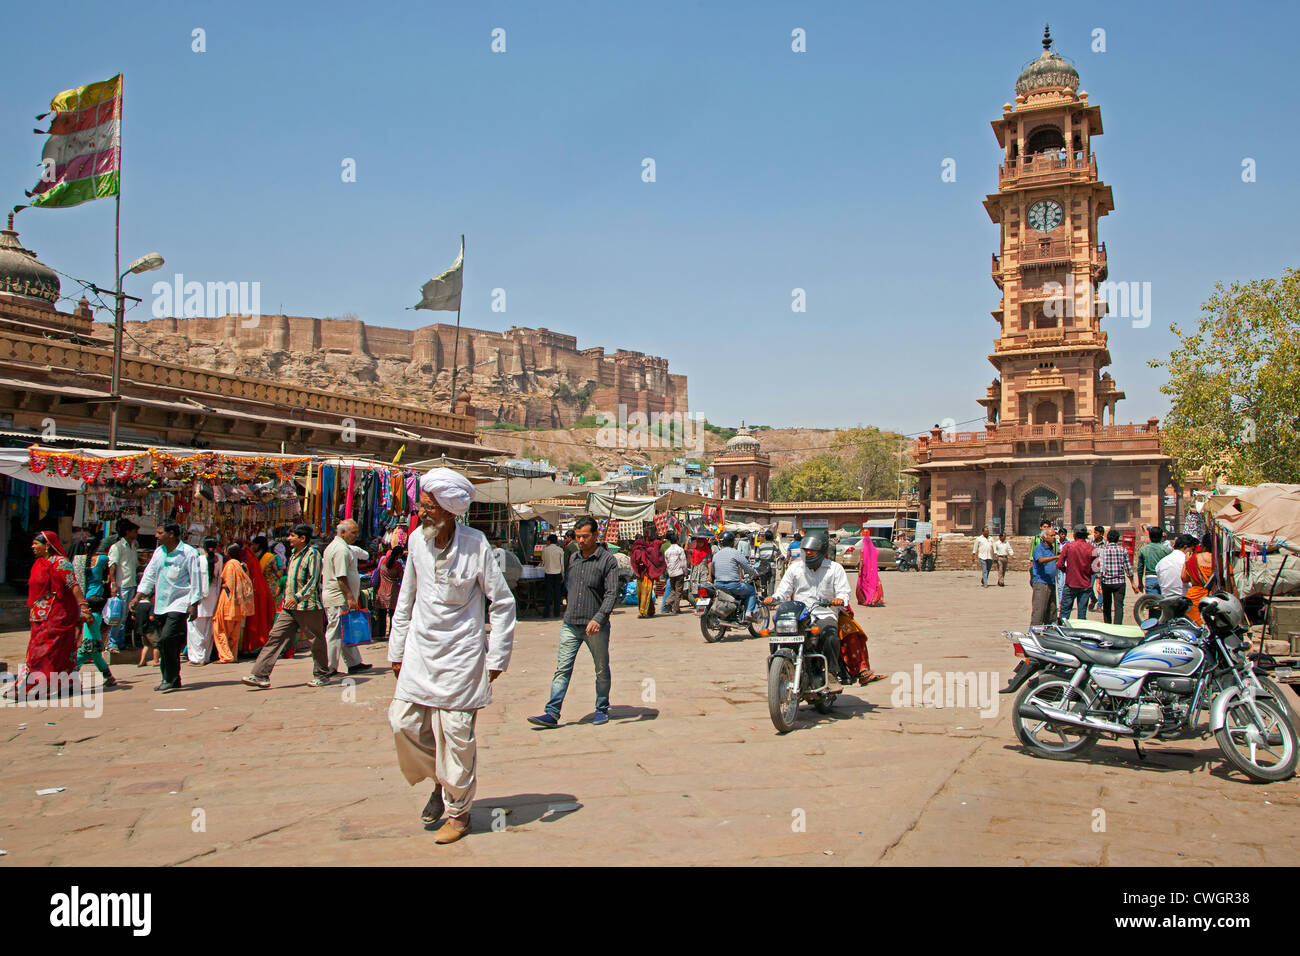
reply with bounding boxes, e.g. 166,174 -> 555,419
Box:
108,76 -> 123,450
449,233 -> 464,412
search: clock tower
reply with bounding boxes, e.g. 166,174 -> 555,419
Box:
910,26 -> 1171,536
982,23 -> 1116,431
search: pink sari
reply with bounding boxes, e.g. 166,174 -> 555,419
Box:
855,537 -> 884,606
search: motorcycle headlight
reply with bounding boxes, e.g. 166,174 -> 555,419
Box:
774,618 -> 799,634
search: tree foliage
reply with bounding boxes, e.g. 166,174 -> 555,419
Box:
1151,269 -> 1300,484
769,454 -> 856,501
768,427 -> 913,501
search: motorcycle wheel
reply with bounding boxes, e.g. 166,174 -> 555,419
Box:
1132,594 -> 1160,625
699,614 -> 725,643
1215,696 -> 1298,782
1255,675 -> 1300,731
748,604 -> 771,639
768,656 -> 799,733
1012,679 -> 1099,759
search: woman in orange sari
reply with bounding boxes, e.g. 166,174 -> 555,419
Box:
212,544 -> 254,662
242,543 -> 274,654
1182,531 -> 1217,625
5,532 -> 92,699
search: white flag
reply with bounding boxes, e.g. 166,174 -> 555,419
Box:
413,238 -> 463,311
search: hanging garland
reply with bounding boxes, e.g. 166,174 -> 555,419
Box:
26,446 -> 310,485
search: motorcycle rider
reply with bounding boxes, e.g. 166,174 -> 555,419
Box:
764,531 -> 852,692
711,531 -> 760,622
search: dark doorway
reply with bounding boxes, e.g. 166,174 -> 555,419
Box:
1018,486 -> 1061,535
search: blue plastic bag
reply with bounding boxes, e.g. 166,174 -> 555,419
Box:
341,609 -> 372,646
622,581 -> 637,605
102,595 -> 124,627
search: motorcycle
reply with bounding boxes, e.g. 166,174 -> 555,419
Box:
895,542 -> 919,572
764,597 -> 842,733
1003,593 -> 1298,782
697,572 -> 770,642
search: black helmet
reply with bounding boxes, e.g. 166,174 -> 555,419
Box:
1199,591 -> 1245,632
719,531 -> 736,548
801,531 -> 828,570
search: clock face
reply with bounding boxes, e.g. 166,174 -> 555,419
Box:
1027,199 -> 1064,232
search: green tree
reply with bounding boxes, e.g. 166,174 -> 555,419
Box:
568,460 -> 601,481
831,426 -> 913,498
769,455 -> 857,501
1151,269 -> 1300,484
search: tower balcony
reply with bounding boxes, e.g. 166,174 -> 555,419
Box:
1019,239 -> 1071,264
991,252 -> 1002,289
998,151 -> 1097,188
1092,241 -> 1108,281
995,328 -> 1108,353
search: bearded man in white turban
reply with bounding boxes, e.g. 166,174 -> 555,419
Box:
388,468 -> 516,844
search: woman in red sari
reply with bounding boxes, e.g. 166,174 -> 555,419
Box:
241,543 -> 274,654
9,532 -> 92,699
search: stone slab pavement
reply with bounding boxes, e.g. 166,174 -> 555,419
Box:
1,571 -> 1297,866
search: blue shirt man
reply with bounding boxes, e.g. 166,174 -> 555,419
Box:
712,543 -> 759,620
1030,542 -> 1058,585
1029,527 -> 1060,627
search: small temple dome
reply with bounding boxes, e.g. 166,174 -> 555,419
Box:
0,213 -> 60,306
724,422 -> 761,454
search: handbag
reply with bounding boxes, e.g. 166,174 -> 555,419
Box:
341,609 -> 372,646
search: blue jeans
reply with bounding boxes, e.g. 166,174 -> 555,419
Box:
108,586 -> 135,649
1062,585 -> 1091,620
979,558 -> 993,585
1143,575 -> 1160,595
716,581 -> 757,617
545,621 -> 610,719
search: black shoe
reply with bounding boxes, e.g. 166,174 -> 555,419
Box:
348,663 -> 372,675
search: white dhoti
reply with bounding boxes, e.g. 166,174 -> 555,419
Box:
186,616 -> 214,664
389,698 -> 478,815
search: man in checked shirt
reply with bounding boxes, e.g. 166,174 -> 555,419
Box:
242,522 -> 330,689
1096,528 -> 1136,625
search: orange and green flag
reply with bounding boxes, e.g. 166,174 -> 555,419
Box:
18,73 -> 121,211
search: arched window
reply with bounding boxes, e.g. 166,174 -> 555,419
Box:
1026,126 -> 1065,155
1033,400 -> 1058,425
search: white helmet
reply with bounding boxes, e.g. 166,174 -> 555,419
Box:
1199,591 -> 1245,632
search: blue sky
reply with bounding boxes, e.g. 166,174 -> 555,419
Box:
4,0 -> 1296,436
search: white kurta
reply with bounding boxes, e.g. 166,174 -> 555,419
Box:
773,559 -> 851,606
388,523 -> 516,711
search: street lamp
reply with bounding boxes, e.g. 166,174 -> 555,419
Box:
94,252 -> 164,449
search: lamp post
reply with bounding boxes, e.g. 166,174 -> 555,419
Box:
94,253 -> 164,449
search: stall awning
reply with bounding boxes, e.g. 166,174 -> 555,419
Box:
0,449 -> 82,489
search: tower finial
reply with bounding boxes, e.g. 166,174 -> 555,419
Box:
1042,23 -> 1052,52
5,212 -> 12,231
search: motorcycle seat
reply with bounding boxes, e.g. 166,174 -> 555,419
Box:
1056,621 -> 1145,648
1058,619 -> 1144,639
1036,632 -> 1127,667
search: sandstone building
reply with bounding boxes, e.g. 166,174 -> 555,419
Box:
0,215 -> 494,461
123,314 -> 690,430
910,28 -> 1172,535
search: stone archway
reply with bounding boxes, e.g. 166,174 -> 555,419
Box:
1017,485 -> 1062,535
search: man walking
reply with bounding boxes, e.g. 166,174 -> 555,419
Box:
993,533 -> 1013,586
1157,534 -> 1197,598
1096,528 -> 1135,624
528,515 -> 619,729
242,523 -> 330,689
322,519 -> 371,677
1056,525 -> 1098,620
1135,524 -> 1172,597
1030,525 -> 1059,627
389,469 -> 516,845
972,526 -> 995,588
919,534 -> 935,572
661,531 -> 687,613
106,518 -> 140,651
130,522 -> 203,693
540,533 -> 566,618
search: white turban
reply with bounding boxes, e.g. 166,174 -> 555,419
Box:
419,467 -> 475,516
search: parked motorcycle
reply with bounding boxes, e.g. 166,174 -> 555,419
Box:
697,573 -> 769,642
1003,591 -> 1298,782
895,542 -> 919,572
764,598 -> 841,732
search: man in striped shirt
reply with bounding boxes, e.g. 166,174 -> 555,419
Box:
1096,528 -> 1136,625
243,523 -> 330,689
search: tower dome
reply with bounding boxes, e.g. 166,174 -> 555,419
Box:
0,213 -> 60,306
724,421 -> 761,454
1015,25 -> 1080,97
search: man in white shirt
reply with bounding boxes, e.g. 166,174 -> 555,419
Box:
389,468 -> 516,845
107,518 -> 140,651
540,533 -> 566,617
661,532 -> 688,613
1156,534 -> 1197,598
764,531 -> 852,691
972,527 -> 995,588
322,519 -> 370,677
992,533 -> 1014,587
129,522 -> 204,693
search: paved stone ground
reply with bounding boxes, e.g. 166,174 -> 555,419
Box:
1,571 -> 1297,866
